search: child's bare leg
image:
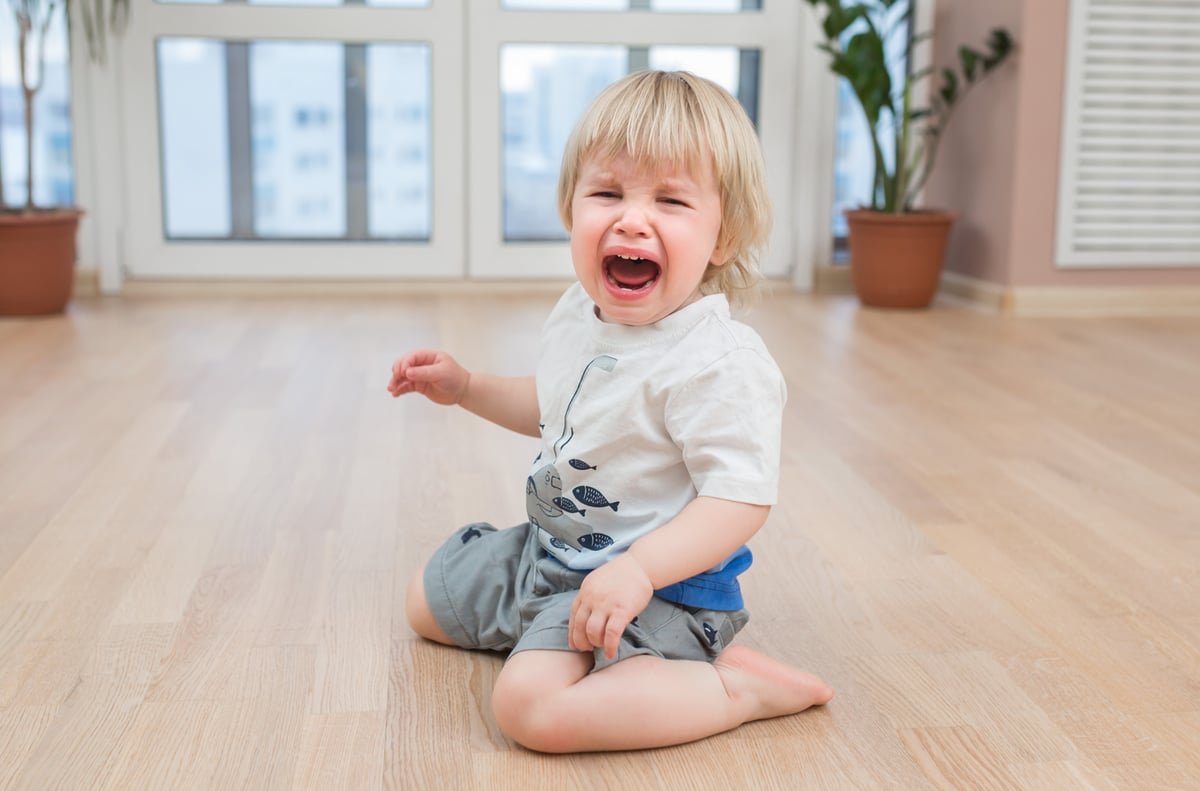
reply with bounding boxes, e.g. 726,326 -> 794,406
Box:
405,561 -> 456,645
491,645 -> 833,753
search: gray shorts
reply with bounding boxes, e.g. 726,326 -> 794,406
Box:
424,522 -> 749,672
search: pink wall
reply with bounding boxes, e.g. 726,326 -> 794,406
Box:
925,0 -> 1200,288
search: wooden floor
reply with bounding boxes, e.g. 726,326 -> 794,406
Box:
0,290 -> 1197,790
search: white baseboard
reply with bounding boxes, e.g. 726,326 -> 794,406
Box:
813,264 -> 853,294
938,272 -> 1010,313
941,272 -> 1200,317
116,279 -> 574,298
73,267 -> 100,298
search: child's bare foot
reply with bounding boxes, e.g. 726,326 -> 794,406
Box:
714,644 -> 834,722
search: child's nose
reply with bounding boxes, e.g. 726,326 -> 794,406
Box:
614,206 -> 651,237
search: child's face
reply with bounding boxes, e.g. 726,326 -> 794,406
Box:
569,151 -> 726,326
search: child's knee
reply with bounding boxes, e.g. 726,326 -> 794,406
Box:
492,667 -> 564,751
491,652 -> 589,753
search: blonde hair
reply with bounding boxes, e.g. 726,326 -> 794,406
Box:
557,70 -> 773,303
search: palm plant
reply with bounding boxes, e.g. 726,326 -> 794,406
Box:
803,0 -> 1014,213
4,0 -> 129,211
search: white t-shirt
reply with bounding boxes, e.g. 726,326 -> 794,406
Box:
526,283 -> 786,579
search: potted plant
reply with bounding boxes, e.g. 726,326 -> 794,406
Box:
803,0 -> 1014,308
0,0 -> 128,315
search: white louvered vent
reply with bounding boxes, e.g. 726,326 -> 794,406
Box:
1056,0 -> 1200,267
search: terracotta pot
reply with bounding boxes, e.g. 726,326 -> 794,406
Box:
0,208 -> 83,316
844,209 -> 956,309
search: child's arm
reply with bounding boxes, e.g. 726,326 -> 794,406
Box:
568,496 -> 769,659
388,349 -> 540,437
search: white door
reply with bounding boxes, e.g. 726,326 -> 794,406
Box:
91,0 -> 811,282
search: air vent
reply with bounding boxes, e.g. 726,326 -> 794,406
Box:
1056,0 -> 1200,267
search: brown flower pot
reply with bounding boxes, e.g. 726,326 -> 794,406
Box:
844,209 -> 956,309
0,208 -> 83,316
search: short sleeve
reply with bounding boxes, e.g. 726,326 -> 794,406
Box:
664,348 -> 786,505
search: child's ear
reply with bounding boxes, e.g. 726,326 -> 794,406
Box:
710,238 -> 732,268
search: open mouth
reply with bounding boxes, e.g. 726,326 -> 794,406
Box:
604,253 -> 661,293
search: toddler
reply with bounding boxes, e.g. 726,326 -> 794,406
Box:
389,70 -> 833,753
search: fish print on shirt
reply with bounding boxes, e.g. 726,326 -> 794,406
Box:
526,354 -> 621,552
577,533 -> 614,551
572,485 -> 619,512
552,497 -> 586,517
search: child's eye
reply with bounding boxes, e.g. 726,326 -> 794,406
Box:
591,191 -> 620,199
660,197 -> 689,207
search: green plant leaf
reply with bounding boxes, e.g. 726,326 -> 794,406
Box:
939,67 -> 959,107
822,3 -> 870,41
959,46 -> 981,82
844,29 -> 893,125
983,27 -> 1015,69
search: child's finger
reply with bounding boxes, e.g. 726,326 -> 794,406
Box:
568,604 -> 586,651
604,618 -> 624,660
585,610 -> 607,650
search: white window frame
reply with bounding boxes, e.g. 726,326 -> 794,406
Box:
79,0 -> 466,284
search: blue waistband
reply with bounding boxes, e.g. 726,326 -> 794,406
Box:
653,545 -> 752,611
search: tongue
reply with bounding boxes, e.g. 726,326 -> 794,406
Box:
609,257 -> 658,289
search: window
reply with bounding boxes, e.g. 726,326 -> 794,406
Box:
156,38 -> 431,241
0,11 -> 73,208
501,44 -> 758,241
830,0 -> 910,249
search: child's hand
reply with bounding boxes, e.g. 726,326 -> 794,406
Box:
387,350 -> 470,405
569,553 -> 653,660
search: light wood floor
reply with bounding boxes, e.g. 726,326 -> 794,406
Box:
0,290 -> 1197,790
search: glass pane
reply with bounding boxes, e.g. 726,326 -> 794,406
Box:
502,45 -> 626,241
501,44 -> 757,241
157,38 -> 433,242
832,81 -> 873,239
159,39 -> 232,237
250,41 -> 346,238
367,44 -> 431,239
832,0 -> 909,238
502,0 -> 758,11
648,46 -> 738,97
0,11 -> 73,208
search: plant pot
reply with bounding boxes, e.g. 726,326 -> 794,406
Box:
0,208 -> 83,316
844,209 -> 956,309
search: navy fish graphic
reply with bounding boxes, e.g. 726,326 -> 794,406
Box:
548,536 -> 568,550
461,526 -> 482,544
702,623 -> 718,646
552,497 -> 586,517
568,459 -> 598,471
577,533 -> 614,551
573,485 -> 619,512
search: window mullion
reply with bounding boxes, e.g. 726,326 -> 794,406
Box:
226,41 -> 255,240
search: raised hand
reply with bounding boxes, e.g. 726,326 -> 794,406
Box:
569,552 -> 654,660
387,349 -> 470,406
